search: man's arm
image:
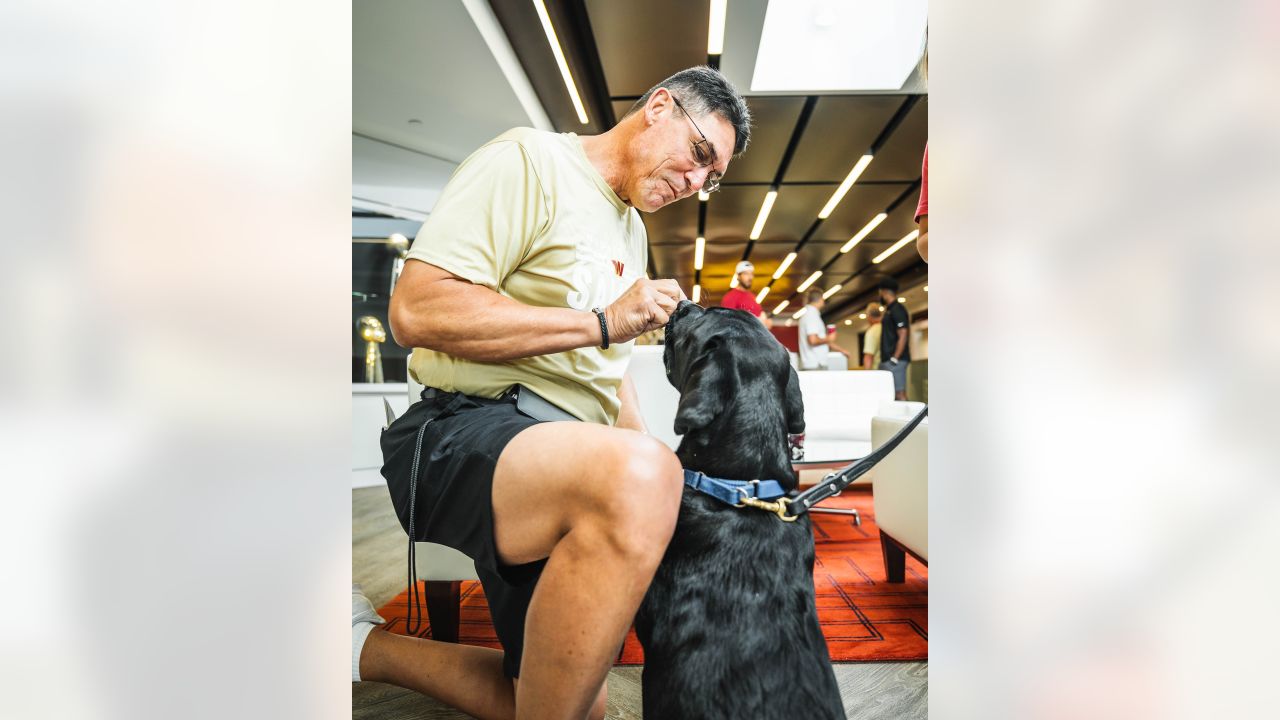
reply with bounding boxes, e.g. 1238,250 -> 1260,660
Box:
891,327 -> 908,361
916,214 -> 929,262
613,372 -> 648,433
389,259 -> 684,362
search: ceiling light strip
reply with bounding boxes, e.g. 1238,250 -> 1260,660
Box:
872,230 -> 920,264
797,270 -> 823,293
532,0 -> 589,125
774,300 -> 790,314
707,0 -> 727,55
694,236 -> 705,270
822,284 -> 842,299
692,284 -> 702,303
840,212 -> 888,253
818,154 -> 874,219
749,189 -> 778,240
772,252 -> 796,279
756,286 -> 770,303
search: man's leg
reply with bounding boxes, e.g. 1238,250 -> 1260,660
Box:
491,422 -> 683,720
357,632 -> 609,720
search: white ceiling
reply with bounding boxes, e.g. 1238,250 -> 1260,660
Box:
353,0 -> 544,216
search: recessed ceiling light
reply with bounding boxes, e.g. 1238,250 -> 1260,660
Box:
692,284 -> 701,303
707,0 -> 727,55
840,213 -> 887,253
532,0 -> 589,124
822,284 -> 842,299
774,300 -> 790,314
818,154 -> 873,219
797,271 -> 823,293
694,236 -> 705,270
845,319 -> 853,325
898,297 -> 906,303
858,313 -> 867,319
756,286 -> 770,303
772,252 -> 797,279
872,229 -> 920,264
923,285 -> 929,292
749,189 -> 778,240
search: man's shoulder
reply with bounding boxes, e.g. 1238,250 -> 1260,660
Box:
485,127 -> 570,159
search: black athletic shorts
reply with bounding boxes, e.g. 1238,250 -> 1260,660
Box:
380,386 -> 548,678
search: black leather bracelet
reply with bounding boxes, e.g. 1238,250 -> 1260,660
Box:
591,307 -> 609,349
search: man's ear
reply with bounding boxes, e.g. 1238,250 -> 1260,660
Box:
783,365 -> 805,435
674,356 -> 724,435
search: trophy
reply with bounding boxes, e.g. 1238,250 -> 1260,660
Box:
388,232 -> 410,295
357,316 -> 387,383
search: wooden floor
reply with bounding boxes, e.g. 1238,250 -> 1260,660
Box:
353,486 -> 928,719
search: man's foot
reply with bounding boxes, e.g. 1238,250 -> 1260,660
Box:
353,583 -> 386,682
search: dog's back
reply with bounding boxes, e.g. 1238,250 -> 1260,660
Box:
635,493 -> 843,720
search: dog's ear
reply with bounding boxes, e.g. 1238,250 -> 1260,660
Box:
674,356 -> 724,435
783,365 -> 805,435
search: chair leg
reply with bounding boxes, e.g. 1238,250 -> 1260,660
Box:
880,533 -> 906,583
424,580 -> 461,643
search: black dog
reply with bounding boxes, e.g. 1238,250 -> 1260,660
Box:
634,301 -> 844,720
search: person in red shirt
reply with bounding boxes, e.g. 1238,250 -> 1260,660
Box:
719,260 -> 770,327
916,143 -> 928,262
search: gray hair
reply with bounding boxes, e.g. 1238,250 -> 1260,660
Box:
624,66 -> 752,155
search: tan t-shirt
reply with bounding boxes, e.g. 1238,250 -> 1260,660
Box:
405,128 -> 648,425
862,323 -> 882,367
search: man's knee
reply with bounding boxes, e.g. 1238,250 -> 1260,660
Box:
580,432 -> 682,557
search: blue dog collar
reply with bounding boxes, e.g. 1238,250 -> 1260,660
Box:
682,469 -> 788,507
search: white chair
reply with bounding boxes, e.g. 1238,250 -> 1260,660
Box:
628,345 -> 681,449
870,408 -> 928,582
795,370 -> 894,467
405,364 -> 479,642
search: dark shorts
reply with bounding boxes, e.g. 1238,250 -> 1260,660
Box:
380,386 -> 547,678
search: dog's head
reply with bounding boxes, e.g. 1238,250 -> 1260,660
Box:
663,302 -> 804,477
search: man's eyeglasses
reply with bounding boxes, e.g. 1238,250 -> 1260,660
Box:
671,95 -> 722,193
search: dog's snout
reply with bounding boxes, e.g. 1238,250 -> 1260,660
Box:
671,299 -> 701,325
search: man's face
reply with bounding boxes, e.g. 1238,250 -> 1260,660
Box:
628,89 -> 735,213
738,269 -> 754,289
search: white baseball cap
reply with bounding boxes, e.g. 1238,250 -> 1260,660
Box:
735,261 -> 754,274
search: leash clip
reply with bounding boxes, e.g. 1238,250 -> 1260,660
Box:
739,495 -> 798,522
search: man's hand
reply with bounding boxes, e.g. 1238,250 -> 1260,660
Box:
604,279 -> 686,345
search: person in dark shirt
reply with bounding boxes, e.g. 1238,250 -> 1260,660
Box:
877,276 -> 911,400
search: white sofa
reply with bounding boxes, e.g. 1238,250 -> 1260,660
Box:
871,404 -> 928,581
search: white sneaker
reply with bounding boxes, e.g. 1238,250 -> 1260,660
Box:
352,584 -> 385,681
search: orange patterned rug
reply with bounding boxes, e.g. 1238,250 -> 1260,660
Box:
376,488 -> 927,662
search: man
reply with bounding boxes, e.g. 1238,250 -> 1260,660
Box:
861,302 -> 883,370
353,66 -> 751,720
719,260 -> 770,327
877,276 -> 911,400
798,288 -> 851,370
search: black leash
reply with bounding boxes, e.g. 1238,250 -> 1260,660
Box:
784,404 -> 928,518
403,391 -> 467,635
